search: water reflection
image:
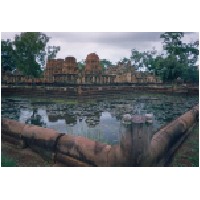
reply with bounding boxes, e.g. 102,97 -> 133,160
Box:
1,94 -> 198,145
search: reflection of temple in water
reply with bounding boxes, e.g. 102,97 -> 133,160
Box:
2,94 -> 198,146
44,97 -> 159,131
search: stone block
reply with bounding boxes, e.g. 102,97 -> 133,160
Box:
21,124 -> 63,159
56,153 -> 92,167
179,110 -> 195,130
57,135 -> 110,166
1,118 -> 25,140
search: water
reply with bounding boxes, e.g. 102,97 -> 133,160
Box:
1,94 -> 198,145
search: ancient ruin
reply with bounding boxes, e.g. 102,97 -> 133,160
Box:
1,53 -> 161,85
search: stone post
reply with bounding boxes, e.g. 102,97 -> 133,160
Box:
120,114 -> 153,166
78,86 -> 82,95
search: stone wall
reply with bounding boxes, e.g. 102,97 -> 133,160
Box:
1,104 -> 199,167
1,84 -> 198,98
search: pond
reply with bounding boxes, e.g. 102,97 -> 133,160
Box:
1,94 -> 198,145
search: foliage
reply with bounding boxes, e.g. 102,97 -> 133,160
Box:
78,61 -> 85,70
131,49 -> 144,70
100,59 -> 112,68
147,32 -> 199,83
14,32 -> 49,77
160,32 -> 184,56
47,46 -> 61,60
2,32 -> 60,78
130,33 -> 199,83
160,32 -> 199,82
121,57 -> 130,63
1,39 -> 16,72
131,47 -> 156,71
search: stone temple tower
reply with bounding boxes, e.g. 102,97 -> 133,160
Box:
85,53 -> 102,74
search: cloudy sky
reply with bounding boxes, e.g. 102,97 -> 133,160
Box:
1,32 -> 199,64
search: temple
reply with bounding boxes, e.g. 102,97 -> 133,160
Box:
43,53 -> 160,84
1,53 -> 161,85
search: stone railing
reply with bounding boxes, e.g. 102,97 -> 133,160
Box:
140,104 -> 199,166
1,104 -> 199,167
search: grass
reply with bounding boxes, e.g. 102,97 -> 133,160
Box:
1,154 -> 17,167
170,123 -> 199,167
2,95 -> 79,105
2,94 -> 100,105
46,98 -> 78,104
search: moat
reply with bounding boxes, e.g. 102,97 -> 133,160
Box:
1,94 -> 198,145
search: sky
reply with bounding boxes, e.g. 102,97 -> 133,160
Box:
1,32 -> 199,65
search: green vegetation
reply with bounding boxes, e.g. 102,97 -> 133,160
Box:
1,39 -> 16,72
100,59 -> 112,69
131,32 -> 199,83
1,154 -> 17,167
30,97 -> 79,105
1,32 -> 198,83
48,98 -> 78,105
155,32 -> 198,83
1,32 -> 60,78
3,95 -> 79,105
170,123 -> 199,167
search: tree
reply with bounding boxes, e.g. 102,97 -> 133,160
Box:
1,39 -> 16,72
155,32 -> 199,83
131,47 -> 156,71
47,46 -> 61,60
100,59 -> 112,68
78,61 -> 85,70
131,49 -> 143,70
121,57 -> 129,63
14,32 -> 60,77
160,32 -> 184,56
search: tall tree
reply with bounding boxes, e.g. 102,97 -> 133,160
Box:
47,46 -> 61,60
100,59 -> 112,67
131,47 -> 156,71
131,49 -> 143,70
14,32 -> 60,77
160,32 -> 184,56
154,32 -> 199,83
182,40 -> 199,82
1,39 -> 16,72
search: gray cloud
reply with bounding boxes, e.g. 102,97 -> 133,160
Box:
1,32 -> 198,64
46,32 -> 163,45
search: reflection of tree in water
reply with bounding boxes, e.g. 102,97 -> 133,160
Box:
48,114 -> 58,122
25,107 -> 45,126
1,99 -> 21,121
85,115 -> 100,128
46,99 -> 158,130
64,114 -> 77,125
